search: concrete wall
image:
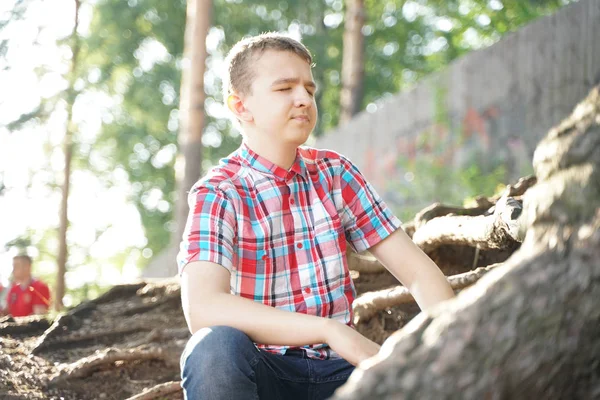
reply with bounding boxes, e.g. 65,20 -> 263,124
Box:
315,0 -> 600,215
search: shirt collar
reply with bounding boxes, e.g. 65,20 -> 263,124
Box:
239,142 -> 308,181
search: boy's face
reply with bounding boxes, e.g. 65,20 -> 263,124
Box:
12,258 -> 31,282
239,50 -> 317,146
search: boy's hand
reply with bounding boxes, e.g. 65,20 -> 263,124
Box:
324,320 -> 381,366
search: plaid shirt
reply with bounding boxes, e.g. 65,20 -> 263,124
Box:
178,142 -> 401,359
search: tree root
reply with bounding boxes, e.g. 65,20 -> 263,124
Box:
0,316 -> 50,337
48,345 -> 172,386
353,263 -> 501,323
127,328 -> 190,348
32,326 -> 151,354
124,381 -> 182,400
414,203 -> 491,229
119,292 -> 181,317
347,251 -> 385,274
401,221 -> 416,238
413,176 -> 536,229
91,283 -> 147,305
412,194 -> 524,253
504,175 -> 537,197
30,314 -> 78,355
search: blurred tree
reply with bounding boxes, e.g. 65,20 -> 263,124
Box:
80,0 -> 572,276
1,0 -> 95,306
82,0 -> 187,267
55,0 -> 83,311
170,0 -> 212,276
340,0 -> 365,123
0,0 -> 32,73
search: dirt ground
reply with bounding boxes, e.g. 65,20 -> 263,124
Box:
0,281 -> 186,400
0,231 -> 520,399
0,273 -> 426,399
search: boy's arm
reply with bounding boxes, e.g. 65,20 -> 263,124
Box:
181,260 -> 380,365
369,228 -> 455,310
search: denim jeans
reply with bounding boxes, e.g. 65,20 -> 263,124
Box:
180,325 -> 355,400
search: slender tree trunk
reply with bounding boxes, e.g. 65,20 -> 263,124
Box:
55,0 -> 81,311
169,0 -> 212,276
310,0 -> 327,136
340,0 -> 365,124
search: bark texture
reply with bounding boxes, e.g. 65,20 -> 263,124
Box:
169,0 -> 212,276
332,86 -> 600,400
339,0 -> 365,123
55,0 -> 81,310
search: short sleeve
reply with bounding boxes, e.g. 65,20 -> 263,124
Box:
339,156 -> 402,253
177,185 -> 237,275
31,281 -> 50,307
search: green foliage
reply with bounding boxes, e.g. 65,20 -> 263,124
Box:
3,0 -> 573,287
81,0 -> 570,265
392,157 -> 507,223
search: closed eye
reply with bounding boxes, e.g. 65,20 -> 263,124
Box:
277,88 -> 291,91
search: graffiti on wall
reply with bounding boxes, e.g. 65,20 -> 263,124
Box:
360,92 -> 534,219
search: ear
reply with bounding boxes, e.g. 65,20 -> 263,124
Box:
227,94 -> 253,123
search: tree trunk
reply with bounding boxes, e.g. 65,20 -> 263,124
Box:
55,0 -> 81,311
332,86 -> 600,399
310,0 -> 326,136
169,0 -> 212,276
339,0 -> 365,124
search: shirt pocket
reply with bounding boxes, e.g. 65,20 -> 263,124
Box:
231,240 -> 272,299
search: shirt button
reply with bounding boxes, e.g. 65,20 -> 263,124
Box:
304,287 -> 311,294
296,243 -> 303,249
290,198 -> 295,205
262,255 -> 268,260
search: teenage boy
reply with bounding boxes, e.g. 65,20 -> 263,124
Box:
177,32 -> 455,400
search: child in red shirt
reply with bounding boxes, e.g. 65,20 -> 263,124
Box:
7,255 -> 50,317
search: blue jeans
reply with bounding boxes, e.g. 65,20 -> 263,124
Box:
180,326 -> 355,400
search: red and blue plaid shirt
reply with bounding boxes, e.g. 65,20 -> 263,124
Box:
178,142 -> 401,359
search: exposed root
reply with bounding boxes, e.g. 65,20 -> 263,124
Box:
413,176 -> 536,230
30,314 -> 80,355
0,316 -> 50,337
347,251 -> 385,274
49,345 -> 172,385
504,175 -> 537,197
401,221 -> 416,238
91,283 -> 147,305
32,326 -> 151,354
414,203 -> 490,229
353,263 -> 502,324
412,194 -> 524,253
119,292 -> 181,317
124,381 -> 182,400
128,328 -> 190,348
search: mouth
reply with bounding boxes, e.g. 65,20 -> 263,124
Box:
292,116 -> 310,122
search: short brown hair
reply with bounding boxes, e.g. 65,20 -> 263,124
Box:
222,32 -> 313,104
13,255 -> 32,265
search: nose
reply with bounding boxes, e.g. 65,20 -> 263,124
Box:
294,88 -> 313,108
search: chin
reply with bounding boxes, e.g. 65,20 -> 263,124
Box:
285,130 -> 312,146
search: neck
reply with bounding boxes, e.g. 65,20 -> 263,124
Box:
244,136 -> 298,170
16,277 -> 32,286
